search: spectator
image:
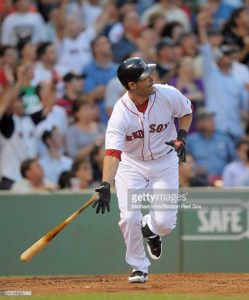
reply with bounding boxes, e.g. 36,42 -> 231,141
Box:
15,62 -> 44,116
137,0 -> 155,15
57,3 -> 113,73
187,107 -> 235,185
90,144 -> 105,185
178,32 -> 198,58
0,63 -> 52,189
179,153 -> 208,187
199,0 -> 234,30
56,72 -> 85,118
135,26 -> 159,62
0,46 -> 19,93
11,158 -> 56,192
233,148 -> 249,186
175,0 -> 193,20
147,11 -> 167,39
83,35 -> 118,123
40,2 -> 62,42
193,28 -> 223,78
198,10 -> 249,141
1,0 -> 47,46
39,126 -> 72,184
161,21 -> 185,43
17,38 -> 37,65
0,0 -> 12,22
168,56 -> 205,132
222,7 -> 249,66
81,0 -> 103,29
222,137 -> 249,186
229,43 -> 249,91
37,0 -> 60,21
244,0 -> 249,10
36,80 -> 69,144
66,99 -> 105,159
112,10 -> 141,63
32,42 -> 66,88
104,76 -> 124,117
70,157 -> 93,190
58,170 -> 72,189
155,37 -> 177,83
223,0 -> 243,8
142,0 -> 191,31
0,63 -> 26,119
107,0 -> 137,45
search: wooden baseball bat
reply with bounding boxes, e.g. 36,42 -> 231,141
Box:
20,193 -> 98,262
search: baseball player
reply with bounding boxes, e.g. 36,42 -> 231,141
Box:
93,57 -> 192,283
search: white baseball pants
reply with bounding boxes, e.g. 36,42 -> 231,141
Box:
115,152 -> 179,273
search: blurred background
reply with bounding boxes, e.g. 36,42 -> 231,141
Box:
0,0 -> 249,191
0,0 -> 249,276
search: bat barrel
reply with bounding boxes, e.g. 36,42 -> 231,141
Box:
20,237 -> 49,262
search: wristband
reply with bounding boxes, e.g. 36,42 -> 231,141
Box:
101,181 -> 110,189
177,129 -> 188,144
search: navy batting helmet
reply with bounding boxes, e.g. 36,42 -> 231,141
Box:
117,57 -> 156,89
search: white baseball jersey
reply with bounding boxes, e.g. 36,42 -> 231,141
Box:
105,84 -> 192,161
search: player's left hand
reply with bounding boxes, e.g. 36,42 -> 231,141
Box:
93,181 -> 111,214
165,129 -> 187,163
165,139 -> 186,162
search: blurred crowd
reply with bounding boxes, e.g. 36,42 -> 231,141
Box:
0,0 -> 249,192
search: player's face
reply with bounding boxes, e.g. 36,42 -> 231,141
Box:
134,73 -> 155,97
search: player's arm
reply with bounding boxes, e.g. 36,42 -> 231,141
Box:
102,155 -> 120,185
92,105 -> 125,214
178,113 -> 192,133
165,85 -> 193,162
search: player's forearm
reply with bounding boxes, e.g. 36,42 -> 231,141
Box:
178,113 -> 192,133
102,155 -> 120,186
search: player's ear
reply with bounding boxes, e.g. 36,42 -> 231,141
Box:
128,82 -> 136,90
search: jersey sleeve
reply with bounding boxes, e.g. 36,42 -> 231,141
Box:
166,85 -> 193,118
105,106 -> 126,152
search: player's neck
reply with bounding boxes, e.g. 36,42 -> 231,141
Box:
128,91 -> 148,106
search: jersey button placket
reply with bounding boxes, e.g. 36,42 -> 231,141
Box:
142,113 -> 150,161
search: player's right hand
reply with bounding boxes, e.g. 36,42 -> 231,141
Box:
93,181 -> 111,214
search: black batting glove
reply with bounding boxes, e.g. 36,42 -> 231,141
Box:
92,181 -> 111,214
165,129 -> 188,163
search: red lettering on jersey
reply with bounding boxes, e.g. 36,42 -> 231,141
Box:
156,124 -> 164,132
132,130 -> 144,139
149,124 -> 156,133
127,123 -> 170,142
150,123 -> 168,133
126,135 -> 133,141
138,130 -> 144,138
